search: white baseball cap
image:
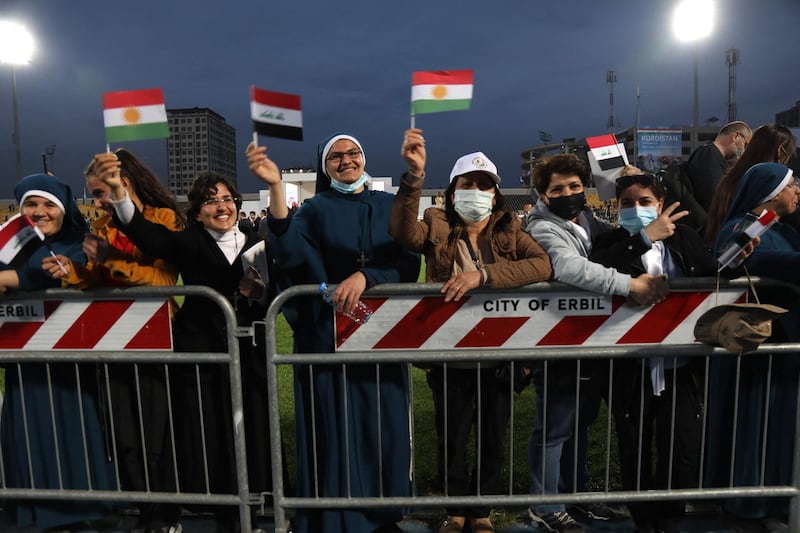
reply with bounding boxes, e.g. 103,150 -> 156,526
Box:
449,151 -> 501,184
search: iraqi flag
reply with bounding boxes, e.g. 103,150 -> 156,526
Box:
0,213 -> 45,267
586,133 -> 629,201
586,134 -> 626,171
103,88 -> 170,144
411,70 -> 473,115
250,86 -> 303,141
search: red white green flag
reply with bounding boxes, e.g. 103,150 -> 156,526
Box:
411,70 -> 473,115
103,88 -> 169,143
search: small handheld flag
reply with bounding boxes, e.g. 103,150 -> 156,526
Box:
411,70 -> 473,116
586,134 -> 627,171
103,88 -> 169,145
585,133 -> 629,201
251,86 -> 303,142
717,209 -> 777,272
0,213 -> 46,268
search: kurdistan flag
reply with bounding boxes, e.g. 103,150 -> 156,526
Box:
411,70 -> 473,115
103,88 -> 170,143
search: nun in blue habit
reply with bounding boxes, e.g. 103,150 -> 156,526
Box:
705,163 -> 800,523
1,174 -> 116,531
265,133 -> 420,533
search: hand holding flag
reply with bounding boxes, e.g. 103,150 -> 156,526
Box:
42,248 -> 69,277
717,209 -> 776,271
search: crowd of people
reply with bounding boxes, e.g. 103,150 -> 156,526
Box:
0,120 -> 798,533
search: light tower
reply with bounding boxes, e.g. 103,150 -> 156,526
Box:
606,70 -> 620,132
726,48 -> 739,122
673,0 -> 714,153
0,20 -> 35,180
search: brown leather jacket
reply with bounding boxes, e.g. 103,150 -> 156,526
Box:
390,173 -> 552,287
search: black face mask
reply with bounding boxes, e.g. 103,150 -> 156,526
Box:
546,191 -> 586,220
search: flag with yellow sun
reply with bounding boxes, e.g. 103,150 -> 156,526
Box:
103,88 -> 170,144
411,70 -> 473,115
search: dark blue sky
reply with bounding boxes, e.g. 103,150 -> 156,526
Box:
0,0 -> 798,199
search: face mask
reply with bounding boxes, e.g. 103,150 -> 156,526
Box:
330,173 -> 368,194
546,191 -> 586,220
453,189 -> 494,223
618,206 -> 658,234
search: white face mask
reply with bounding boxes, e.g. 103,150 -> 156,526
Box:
453,189 -> 494,223
330,173 -> 368,194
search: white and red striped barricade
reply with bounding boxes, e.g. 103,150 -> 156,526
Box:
0,297 -> 172,351
332,287 -> 746,352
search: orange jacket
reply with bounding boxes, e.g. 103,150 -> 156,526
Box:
63,205 -> 180,289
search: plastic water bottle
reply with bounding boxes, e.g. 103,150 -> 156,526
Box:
319,282 -> 373,324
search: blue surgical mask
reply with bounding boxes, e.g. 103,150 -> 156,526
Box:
330,173 -> 368,194
454,189 -> 494,223
618,206 -> 658,234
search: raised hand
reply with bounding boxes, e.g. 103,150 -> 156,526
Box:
401,128 -> 426,177
644,202 -> 690,242
93,152 -> 124,195
246,142 -> 282,186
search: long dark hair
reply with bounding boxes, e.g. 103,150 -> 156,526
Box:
85,148 -> 186,228
186,173 -> 242,229
705,124 -> 797,243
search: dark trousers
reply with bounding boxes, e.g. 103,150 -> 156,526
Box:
559,360 -> 608,494
105,364 -> 180,526
612,360 -> 704,527
427,365 -> 512,518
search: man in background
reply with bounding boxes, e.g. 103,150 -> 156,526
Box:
249,210 -> 260,231
687,121 -> 751,210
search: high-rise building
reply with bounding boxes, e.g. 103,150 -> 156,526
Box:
166,107 -> 237,196
776,100 -> 800,128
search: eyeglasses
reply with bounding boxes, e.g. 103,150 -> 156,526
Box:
201,196 -> 238,207
325,149 -> 362,163
615,173 -> 660,195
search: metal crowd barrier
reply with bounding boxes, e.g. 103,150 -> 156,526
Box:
3,279 -> 799,532
263,277 -> 800,533
0,285 -> 254,532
